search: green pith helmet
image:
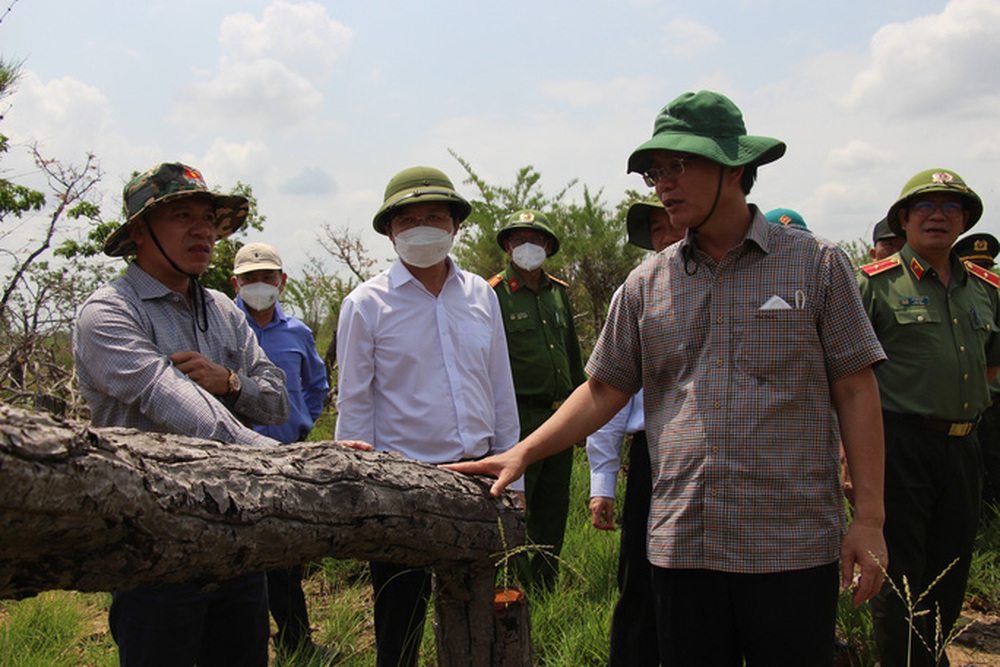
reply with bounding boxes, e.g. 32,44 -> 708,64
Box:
372,166 -> 472,235
886,168 -> 983,235
495,209 -> 560,256
626,200 -> 664,251
104,162 -> 249,257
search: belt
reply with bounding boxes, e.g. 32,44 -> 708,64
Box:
885,412 -> 979,437
518,397 -> 565,411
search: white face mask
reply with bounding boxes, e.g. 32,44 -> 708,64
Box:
511,243 -> 547,272
393,226 -> 454,268
239,282 -> 280,311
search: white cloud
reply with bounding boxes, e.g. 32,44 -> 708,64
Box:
196,138 -> 272,193
539,76 -> 661,108
171,0 -> 353,131
662,18 -> 722,57
827,139 -> 894,171
845,0 -> 1000,117
172,59 -> 324,130
219,0 -> 353,82
4,71 -> 112,160
281,166 -> 337,196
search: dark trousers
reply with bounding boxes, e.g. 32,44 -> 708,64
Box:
267,565 -> 311,651
370,560 -> 432,667
651,562 -> 839,666
109,573 -> 269,667
523,445 -> 574,591
978,399 -> 1000,511
871,412 -> 982,667
608,430 -> 658,667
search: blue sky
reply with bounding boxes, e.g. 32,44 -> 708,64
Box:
3,0 -> 999,275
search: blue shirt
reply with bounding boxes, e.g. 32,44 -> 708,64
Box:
237,298 -> 329,444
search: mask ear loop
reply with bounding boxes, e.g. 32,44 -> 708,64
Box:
144,218 -> 210,333
682,165 -> 725,276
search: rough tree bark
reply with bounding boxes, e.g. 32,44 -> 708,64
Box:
0,403 -> 530,665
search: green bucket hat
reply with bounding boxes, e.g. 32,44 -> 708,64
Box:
373,166 -> 472,235
104,162 -> 249,257
627,90 -> 786,175
626,200 -> 666,251
495,209 -> 560,256
886,168 -> 983,235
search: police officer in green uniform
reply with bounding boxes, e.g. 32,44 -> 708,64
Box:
490,209 -> 587,592
858,169 -> 1000,667
955,232 -> 1000,514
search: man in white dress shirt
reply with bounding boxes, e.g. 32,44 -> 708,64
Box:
335,165 -> 521,667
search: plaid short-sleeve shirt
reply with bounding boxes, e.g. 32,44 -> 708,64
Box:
587,209 -> 885,573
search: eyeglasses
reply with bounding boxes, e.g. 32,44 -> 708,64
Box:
909,201 -> 964,219
391,212 -> 454,230
642,158 -> 694,187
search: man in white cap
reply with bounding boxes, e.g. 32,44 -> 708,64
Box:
231,242 -> 330,657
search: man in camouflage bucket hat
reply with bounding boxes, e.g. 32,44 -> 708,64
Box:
859,168 -> 1000,667
73,162 -> 291,667
447,90 -> 888,666
335,166 -> 520,667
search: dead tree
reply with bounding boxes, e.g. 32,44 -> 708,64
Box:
0,403 -> 531,666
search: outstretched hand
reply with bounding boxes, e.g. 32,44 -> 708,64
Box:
442,449 -> 524,497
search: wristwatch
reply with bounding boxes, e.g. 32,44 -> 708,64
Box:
225,369 -> 242,398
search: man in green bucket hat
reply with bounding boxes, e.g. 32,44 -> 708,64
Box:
858,168 -> 1000,667
447,90 -> 888,666
73,162 -> 292,666
335,166 -> 520,667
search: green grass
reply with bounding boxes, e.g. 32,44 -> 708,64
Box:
5,433 -> 1000,665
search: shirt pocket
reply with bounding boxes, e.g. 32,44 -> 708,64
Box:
458,319 -> 493,367
891,307 -> 941,358
504,313 -> 538,334
737,310 -> 815,378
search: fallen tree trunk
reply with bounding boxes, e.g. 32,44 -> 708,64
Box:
0,403 -> 530,665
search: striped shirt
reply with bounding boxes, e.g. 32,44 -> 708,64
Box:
73,262 -> 288,447
587,209 -> 885,573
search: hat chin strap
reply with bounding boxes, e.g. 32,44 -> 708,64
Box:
682,165 -> 725,276
145,219 -> 210,333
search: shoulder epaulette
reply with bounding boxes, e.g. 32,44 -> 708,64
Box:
488,274 -> 503,288
548,274 -> 569,288
860,257 -> 902,277
965,261 -> 1000,288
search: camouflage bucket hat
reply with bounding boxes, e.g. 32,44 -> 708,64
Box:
627,90 -> 786,175
886,168 -> 983,236
496,209 -> 560,256
626,200 -> 666,251
104,162 -> 249,257
373,166 -> 472,235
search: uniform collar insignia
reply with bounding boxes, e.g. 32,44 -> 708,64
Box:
509,276 -> 521,292
909,257 -> 926,280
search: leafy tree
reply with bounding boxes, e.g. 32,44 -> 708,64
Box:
839,237 -> 875,271
450,153 -> 647,352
